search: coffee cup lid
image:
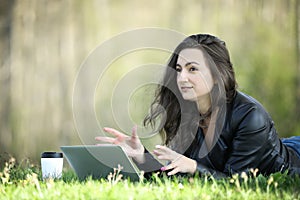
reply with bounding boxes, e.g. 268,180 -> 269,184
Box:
41,152 -> 63,158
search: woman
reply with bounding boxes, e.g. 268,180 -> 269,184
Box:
96,34 -> 300,178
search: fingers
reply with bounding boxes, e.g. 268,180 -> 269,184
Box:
160,156 -> 197,175
154,145 -> 172,154
161,163 -> 180,176
131,125 -> 138,139
95,136 -> 120,144
97,126 -> 138,146
161,163 -> 174,171
157,149 -> 185,176
167,168 -> 180,176
95,136 -> 115,143
153,145 -> 176,160
103,127 -> 125,137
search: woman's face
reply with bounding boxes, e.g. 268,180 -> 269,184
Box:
176,48 -> 214,102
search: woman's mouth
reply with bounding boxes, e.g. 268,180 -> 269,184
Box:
180,86 -> 193,92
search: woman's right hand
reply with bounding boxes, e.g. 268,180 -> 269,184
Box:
95,125 -> 145,163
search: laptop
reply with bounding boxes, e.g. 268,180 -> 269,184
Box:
60,145 -> 140,181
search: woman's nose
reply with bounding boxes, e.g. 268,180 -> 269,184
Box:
178,69 -> 189,82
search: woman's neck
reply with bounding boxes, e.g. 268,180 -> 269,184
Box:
196,93 -> 212,115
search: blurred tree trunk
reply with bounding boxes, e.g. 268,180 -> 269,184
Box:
0,0 -> 15,154
295,0 -> 300,126
6,0 -> 100,160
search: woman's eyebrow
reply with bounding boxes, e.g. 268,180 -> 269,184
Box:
176,61 -> 199,67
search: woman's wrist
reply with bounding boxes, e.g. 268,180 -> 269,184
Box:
132,146 -> 146,164
133,154 -> 145,164
190,160 -> 197,174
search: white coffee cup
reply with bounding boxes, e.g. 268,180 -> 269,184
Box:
41,152 -> 63,180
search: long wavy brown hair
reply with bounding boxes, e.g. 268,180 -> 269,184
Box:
144,34 -> 237,154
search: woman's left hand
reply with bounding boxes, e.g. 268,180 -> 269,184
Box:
153,145 -> 197,176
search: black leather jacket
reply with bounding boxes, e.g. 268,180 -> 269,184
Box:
137,91 -> 300,178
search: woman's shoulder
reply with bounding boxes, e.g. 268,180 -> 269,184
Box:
229,91 -> 272,131
232,91 -> 268,113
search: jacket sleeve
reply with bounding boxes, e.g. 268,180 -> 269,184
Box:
195,163 -> 228,178
222,103 -> 271,175
193,103 -> 271,178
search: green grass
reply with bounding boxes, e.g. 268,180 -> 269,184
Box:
1,157 -> 300,200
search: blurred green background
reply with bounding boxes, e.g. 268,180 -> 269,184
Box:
0,0 -> 299,163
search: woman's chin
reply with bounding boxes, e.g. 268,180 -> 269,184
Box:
182,96 -> 197,102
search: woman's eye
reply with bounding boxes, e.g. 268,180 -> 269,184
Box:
189,67 -> 198,72
175,67 -> 182,72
